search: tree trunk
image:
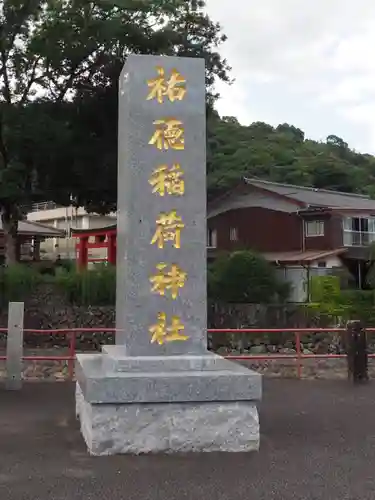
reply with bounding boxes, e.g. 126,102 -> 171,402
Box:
1,207 -> 19,266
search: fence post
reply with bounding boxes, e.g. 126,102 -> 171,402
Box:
345,320 -> 368,384
5,302 -> 24,390
295,331 -> 302,379
68,331 -> 76,380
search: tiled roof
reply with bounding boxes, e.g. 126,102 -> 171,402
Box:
70,224 -> 116,235
0,220 -> 65,237
244,177 -> 375,210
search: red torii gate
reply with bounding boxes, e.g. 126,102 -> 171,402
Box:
71,224 -> 117,269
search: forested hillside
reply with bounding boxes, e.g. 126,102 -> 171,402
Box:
206,112 -> 375,200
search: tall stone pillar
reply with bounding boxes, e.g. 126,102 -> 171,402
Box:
75,54 -> 262,455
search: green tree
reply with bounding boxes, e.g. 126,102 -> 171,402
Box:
206,115 -> 375,200
0,0 -> 230,261
208,250 -> 290,303
326,134 -> 348,150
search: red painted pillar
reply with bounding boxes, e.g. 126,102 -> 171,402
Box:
107,233 -> 116,265
77,236 -> 89,269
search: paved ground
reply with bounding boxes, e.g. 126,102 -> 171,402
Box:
1,379 -> 375,500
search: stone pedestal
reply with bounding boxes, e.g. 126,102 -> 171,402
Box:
75,348 -> 261,455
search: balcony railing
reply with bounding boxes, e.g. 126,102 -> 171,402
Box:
29,201 -> 65,212
343,230 -> 375,246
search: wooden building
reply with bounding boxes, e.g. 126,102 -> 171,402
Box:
0,220 -> 65,263
71,177 -> 375,301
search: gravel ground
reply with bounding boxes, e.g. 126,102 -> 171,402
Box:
1,348 -> 375,380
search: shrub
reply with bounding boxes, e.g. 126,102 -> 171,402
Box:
208,250 -> 290,303
0,264 -> 43,308
56,258 -> 76,273
309,275 -> 375,325
54,264 -> 116,306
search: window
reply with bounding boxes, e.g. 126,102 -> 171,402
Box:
207,228 -> 217,248
305,220 -> 324,237
317,261 -> 326,268
229,227 -> 238,241
342,216 -> 375,246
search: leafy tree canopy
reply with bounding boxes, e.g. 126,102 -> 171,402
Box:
3,0 -> 375,268
0,0 -> 229,262
207,119 -> 375,200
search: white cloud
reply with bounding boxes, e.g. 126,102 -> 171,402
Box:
205,0 -> 375,153
319,76 -> 375,105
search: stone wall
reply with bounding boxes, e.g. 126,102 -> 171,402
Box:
0,285 -> 115,348
208,302 -> 320,328
2,285 -> 373,381
0,284 -> 339,353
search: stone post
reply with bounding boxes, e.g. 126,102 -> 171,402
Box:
75,54 -> 262,455
345,320 -> 368,383
5,302 -> 24,390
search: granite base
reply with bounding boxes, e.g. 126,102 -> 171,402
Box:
75,351 -> 262,404
75,349 -> 262,455
76,383 -> 260,455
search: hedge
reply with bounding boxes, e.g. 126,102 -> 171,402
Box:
0,252 -> 288,307
0,263 -> 116,308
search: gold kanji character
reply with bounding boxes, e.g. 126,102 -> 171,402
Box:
150,263 -> 187,299
149,119 -> 184,151
149,164 -> 185,196
149,312 -> 189,345
146,66 -> 186,104
151,211 -> 184,249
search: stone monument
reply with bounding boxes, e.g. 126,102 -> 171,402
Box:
75,54 -> 262,455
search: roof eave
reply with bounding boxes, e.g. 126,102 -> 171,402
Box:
243,177 -> 307,208
264,248 -> 347,264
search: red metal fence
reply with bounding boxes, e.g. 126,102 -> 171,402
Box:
1,327 -> 375,380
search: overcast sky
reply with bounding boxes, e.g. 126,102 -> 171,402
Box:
205,0 -> 375,154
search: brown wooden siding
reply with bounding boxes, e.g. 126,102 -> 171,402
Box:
208,207 -> 303,253
0,235 -> 34,259
303,214 -> 343,250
